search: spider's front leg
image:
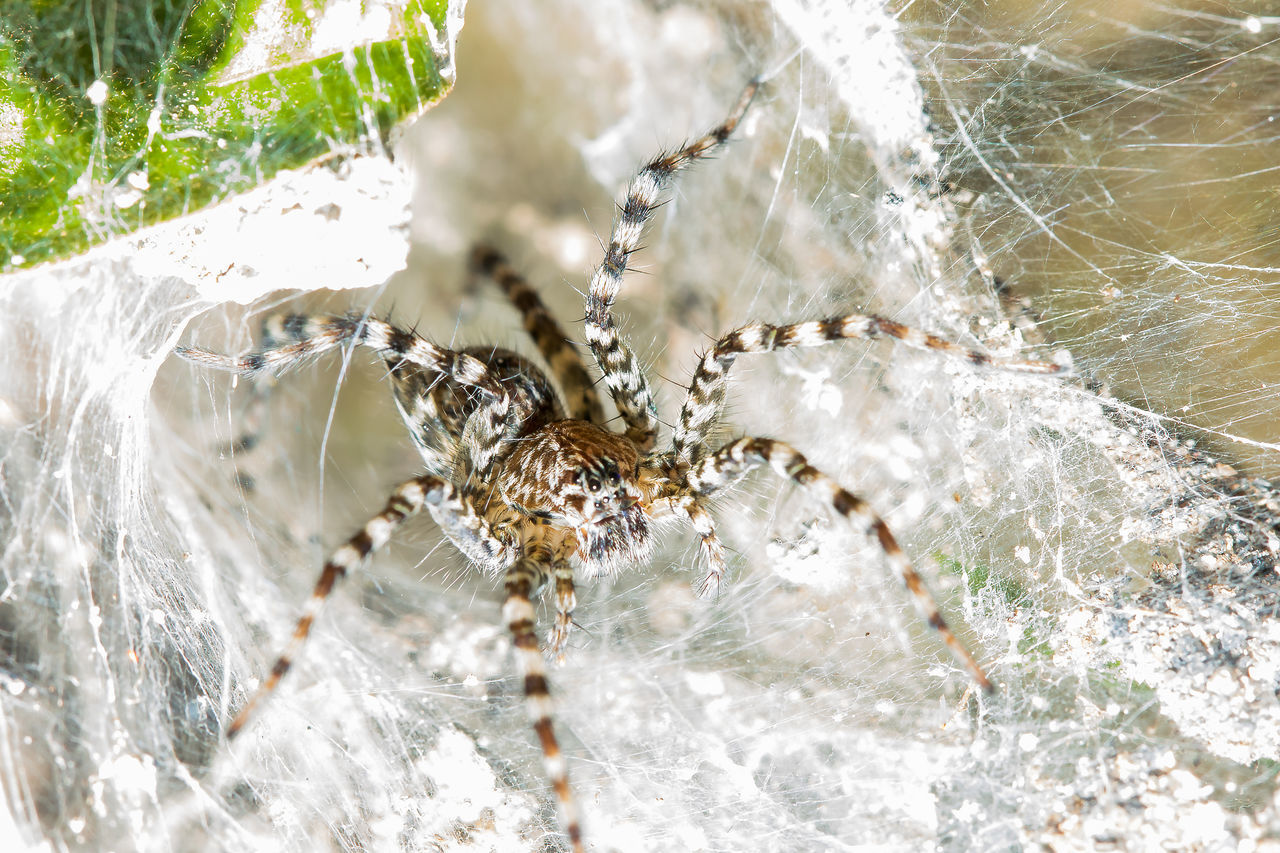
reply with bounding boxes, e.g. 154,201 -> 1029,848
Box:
227,476 -> 514,737
177,314 -> 514,475
671,314 -> 1068,468
673,494 -> 729,599
503,553 -> 583,853
584,81 -> 759,452
548,557 -> 578,658
685,437 -> 994,693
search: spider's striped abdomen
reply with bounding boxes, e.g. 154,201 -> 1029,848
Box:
386,346 -> 562,476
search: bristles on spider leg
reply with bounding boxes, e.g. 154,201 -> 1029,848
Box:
504,560 -> 583,853
687,437 -> 994,693
586,80 -> 760,453
671,311 -> 1068,466
225,476 -> 435,739
676,496 -> 728,598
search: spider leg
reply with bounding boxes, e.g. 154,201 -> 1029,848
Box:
585,80 -> 759,451
504,556 -> 583,853
382,359 -> 457,476
226,474 -> 448,738
423,482 -> 518,575
469,245 -> 606,425
176,313 -> 513,477
671,313 -> 1068,468
548,557 -> 578,658
673,495 -> 729,598
216,313 -> 304,457
685,437 -> 994,693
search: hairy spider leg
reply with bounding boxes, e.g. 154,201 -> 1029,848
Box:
685,436 -> 995,693
218,312 -> 329,458
176,313 -> 514,477
469,245 -> 606,425
226,476 -> 515,738
503,555 -> 583,853
584,79 -> 759,452
672,494 -> 730,599
227,476 -> 430,736
672,313 -> 1069,468
548,557 -> 578,658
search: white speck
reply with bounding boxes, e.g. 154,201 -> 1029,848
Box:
96,753 -> 157,797
113,188 -> 143,209
1244,16 -> 1262,34
10,254 -> 24,266
1018,732 -> 1039,752
1019,44 -> 1040,60
783,363 -> 843,416
685,670 -> 725,696
86,80 -> 109,105
0,100 -> 23,149
1207,670 -> 1237,696
1015,545 -> 1031,564
126,171 -> 149,191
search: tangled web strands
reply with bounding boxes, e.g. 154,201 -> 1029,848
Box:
5,1 -> 1280,851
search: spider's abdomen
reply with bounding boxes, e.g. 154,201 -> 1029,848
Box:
387,346 -> 562,474
497,420 -> 653,575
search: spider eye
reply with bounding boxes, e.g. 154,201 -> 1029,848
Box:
582,472 -> 602,493
607,470 -> 621,487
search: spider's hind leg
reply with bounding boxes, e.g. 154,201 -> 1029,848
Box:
685,436 -> 994,693
504,555 -> 583,853
226,474 -> 447,738
468,245 -> 605,425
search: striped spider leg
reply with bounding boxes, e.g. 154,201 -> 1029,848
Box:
584,79 -> 760,453
180,314 -> 595,849
666,314 -> 1069,600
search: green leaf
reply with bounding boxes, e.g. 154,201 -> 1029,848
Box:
0,0 -> 453,269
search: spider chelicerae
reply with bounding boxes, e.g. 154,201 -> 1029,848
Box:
177,79 -> 1067,851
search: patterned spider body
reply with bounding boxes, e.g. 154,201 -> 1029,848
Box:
385,339 -> 656,575
177,79 -> 1067,853
386,346 -> 561,477
497,419 -> 653,574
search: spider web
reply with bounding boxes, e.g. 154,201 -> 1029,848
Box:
5,0 -> 1280,851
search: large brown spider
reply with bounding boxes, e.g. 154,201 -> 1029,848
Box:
177,79 -> 1066,851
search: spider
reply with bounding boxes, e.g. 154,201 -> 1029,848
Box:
177,79 -> 1067,852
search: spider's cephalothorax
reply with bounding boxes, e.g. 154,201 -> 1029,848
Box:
498,420 -> 652,575
177,78 -> 1067,853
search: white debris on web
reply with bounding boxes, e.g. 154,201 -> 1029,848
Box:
6,1 -> 1280,851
